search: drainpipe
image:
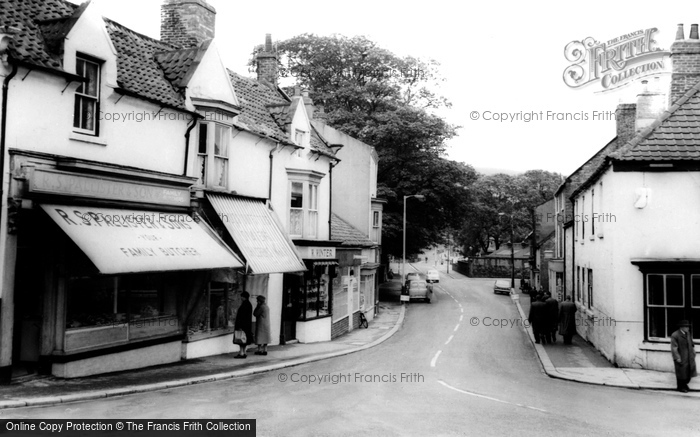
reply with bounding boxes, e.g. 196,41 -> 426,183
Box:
1,63 -> 18,224
183,115 -> 197,176
268,144 -> 277,201
329,160 -> 337,238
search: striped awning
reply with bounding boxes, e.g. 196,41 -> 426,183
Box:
207,194 -> 306,274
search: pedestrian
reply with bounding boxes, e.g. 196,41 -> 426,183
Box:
234,291 -> 253,359
528,296 -> 548,344
544,292 -> 559,344
671,320 -> 697,393
254,295 -> 272,356
558,296 -> 577,345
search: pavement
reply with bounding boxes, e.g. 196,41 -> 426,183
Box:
0,281 -> 406,410
513,288 -> 700,397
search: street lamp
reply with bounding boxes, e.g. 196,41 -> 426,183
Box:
499,212 -> 516,295
403,194 -> 425,288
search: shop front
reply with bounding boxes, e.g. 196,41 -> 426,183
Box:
6,151 -> 243,379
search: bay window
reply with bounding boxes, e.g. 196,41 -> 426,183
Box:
197,122 -> 230,188
288,172 -> 323,239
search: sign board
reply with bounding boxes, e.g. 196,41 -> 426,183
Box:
400,295 -> 410,302
296,246 -> 337,259
41,204 -> 242,274
30,168 -> 191,207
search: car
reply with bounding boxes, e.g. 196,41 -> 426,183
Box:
407,280 -> 432,303
494,279 -> 512,295
404,272 -> 423,289
426,269 -> 440,283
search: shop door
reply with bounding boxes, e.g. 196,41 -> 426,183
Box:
281,275 -> 301,344
12,232 -> 43,377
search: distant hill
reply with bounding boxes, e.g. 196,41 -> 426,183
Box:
474,167 -> 522,176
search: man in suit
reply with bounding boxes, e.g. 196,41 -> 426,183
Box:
544,293 -> 559,344
558,296 -> 577,345
528,296 -> 548,344
671,320 -> 697,393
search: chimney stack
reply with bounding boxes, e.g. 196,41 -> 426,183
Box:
670,23 -> 700,105
161,0 -> 216,48
635,78 -> 666,132
615,103 -> 637,145
302,90 -> 315,120
256,34 -> 278,89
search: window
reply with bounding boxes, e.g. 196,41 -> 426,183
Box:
591,189 -> 595,237
575,200 -> 579,240
308,184 -> 318,239
587,268 -> 593,309
289,182 -> 304,237
73,56 -> 100,135
288,175 -> 322,239
300,264 -> 333,320
371,210 -> 381,243
581,196 -> 585,239
294,129 -> 305,145
332,272 -> 349,322
576,266 -> 581,302
647,274 -> 687,340
361,273 -> 374,311
196,123 -> 229,188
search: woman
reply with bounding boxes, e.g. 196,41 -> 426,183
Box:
254,295 -> 271,355
234,291 -> 253,359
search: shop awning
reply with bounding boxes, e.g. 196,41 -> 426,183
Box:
313,260 -> 339,267
207,194 -> 306,274
41,204 -> 243,274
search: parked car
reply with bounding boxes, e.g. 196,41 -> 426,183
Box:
426,269 -> 440,283
407,280 -> 432,303
404,272 -> 423,289
493,280 -> 511,295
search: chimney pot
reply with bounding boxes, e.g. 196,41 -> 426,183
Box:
691,24 -> 699,39
256,34 -> 278,88
676,24 -> 685,40
265,33 -> 272,52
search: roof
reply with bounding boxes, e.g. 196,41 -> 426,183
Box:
612,81 -> 700,161
330,214 -> 375,247
228,70 -> 295,145
155,42 -> 208,89
2,0 -> 190,111
228,70 -> 337,157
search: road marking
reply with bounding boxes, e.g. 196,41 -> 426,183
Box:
431,350 -> 442,367
453,324 -> 460,332
445,335 -> 454,345
459,315 -> 463,322
437,380 -> 548,413
460,307 -> 463,313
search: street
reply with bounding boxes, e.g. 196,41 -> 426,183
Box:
3,266 -> 699,437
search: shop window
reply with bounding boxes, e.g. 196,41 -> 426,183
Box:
197,122 -> 230,188
300,264 -> 333,320
333,272 -> 349,322
73,55 -> 100,135
361,273 -> 374,310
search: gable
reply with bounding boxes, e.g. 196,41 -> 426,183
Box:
186,40 -> 239,110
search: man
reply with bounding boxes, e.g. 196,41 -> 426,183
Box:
528,296 -> 548,344
671,320 -> 697,393
544,293 -> 559,344
558,296 -> 577,345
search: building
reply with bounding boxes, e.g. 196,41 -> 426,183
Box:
0,0 -> 247,380
529,199 -> 555,294
564,24 -> 700,372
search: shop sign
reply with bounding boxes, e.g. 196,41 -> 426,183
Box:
297,246 -> 336,259
29,168 -> 190,207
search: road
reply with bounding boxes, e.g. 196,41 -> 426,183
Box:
3,265 -> 699,436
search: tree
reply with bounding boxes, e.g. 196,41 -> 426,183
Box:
260,34 -> 464,258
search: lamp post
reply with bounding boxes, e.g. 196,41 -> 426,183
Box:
499,212 -> 516,295
403,194 -> 425,287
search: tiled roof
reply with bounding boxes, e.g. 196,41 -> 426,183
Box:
2,0 -> 188,110
155,44 -> 204,89
104,19 -> 187,110
228,70 -> 293,144
330,214 -> 375,247
613,82 -> 700,161
2,0 -> 77,72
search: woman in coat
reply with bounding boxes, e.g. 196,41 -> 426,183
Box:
254,295 -> 271,355
234,291 -> 253,359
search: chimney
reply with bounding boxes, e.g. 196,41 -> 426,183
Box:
615,103 -> 636,145
256,34 -> 278,88
635,78 -> 666,132
161,0 -> 216,49
670,23 -> 700,105
302,90 -> 315,120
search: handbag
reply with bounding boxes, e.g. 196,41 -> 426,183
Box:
233,329 -> 247,345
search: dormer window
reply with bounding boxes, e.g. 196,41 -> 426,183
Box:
73,55 -> 100,135
294,129 -> 306,146
197,122 -> 230,189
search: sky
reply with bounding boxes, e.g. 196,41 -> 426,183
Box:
82,0 -> 695,176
